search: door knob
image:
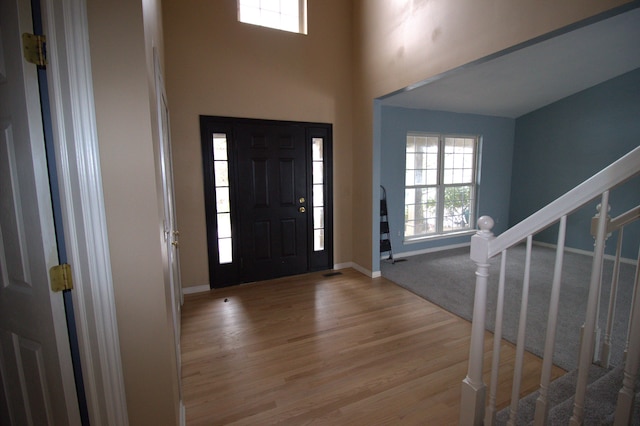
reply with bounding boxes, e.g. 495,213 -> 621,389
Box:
299,207 -> 306,213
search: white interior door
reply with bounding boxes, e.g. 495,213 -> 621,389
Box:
155,49 -> 184,419
0,0 -> 80,424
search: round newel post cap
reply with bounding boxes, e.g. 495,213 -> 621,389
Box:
477,216 -> 494,236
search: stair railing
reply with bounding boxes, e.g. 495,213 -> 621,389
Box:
459,145 -> 640,426
596,205 -> 640,369
613,243 -> 640,425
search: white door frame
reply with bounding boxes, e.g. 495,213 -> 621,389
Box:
41,0 -> 128,424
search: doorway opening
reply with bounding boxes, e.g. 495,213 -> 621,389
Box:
200,116 -> 333,287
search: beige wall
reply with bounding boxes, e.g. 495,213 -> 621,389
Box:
79,0 -> 632,423
350,0 -> 631,270
163,0 -> 354,288
87,0 -> 180,423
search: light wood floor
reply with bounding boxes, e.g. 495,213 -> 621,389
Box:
181,268 -> 565,425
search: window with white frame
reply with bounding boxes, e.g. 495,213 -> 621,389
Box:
404,133 -> 478,240
238,0 -> 307,34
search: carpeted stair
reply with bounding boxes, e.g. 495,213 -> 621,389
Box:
495,364 -> 640,425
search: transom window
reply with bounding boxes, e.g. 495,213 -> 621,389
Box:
404,133 -> 478,240
238,0 -> 307,34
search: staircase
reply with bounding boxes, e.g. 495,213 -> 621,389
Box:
459,146 -> 640,425
495,365 -> 640,425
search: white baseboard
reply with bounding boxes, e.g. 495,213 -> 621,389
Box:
334,262 -> 380,278
333,261 -> 353,270
182,284 -> 211,294
386,242 -> 471,260
533,241 -> 637,265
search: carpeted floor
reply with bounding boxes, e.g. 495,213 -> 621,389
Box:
381,244 -> 637,371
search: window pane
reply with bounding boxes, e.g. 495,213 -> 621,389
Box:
313,162 -> 323,184
426,151 -> 438,169
313,207 -> 324,229
464,153 -> 474,168
414,136 -> 427,153
314,229 -> 324,251
239,6 -> 260,25
213,134 -> 228,160
216,187 -> 230,212
218,238 -> 233,264
426,169 -> 438,185
406,136 -> 415,152
262,10 -> 280,28
405,204 -> 415,221
405,188 -> 415,204
405,221 -> 415,237
262,0 -> 279,11
444,137 -> 475,185
313,184 -> 323,207
406,153 -> 415,169
217,213 -> 232,238
214,161 -> 229,187
443,185 -> 472,231
312,138 -> 323,160
281,14 -> 299,32
405,170 -> 415,186
444,152 -> 454,169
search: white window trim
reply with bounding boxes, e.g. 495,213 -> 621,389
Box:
403,133 -> 479,242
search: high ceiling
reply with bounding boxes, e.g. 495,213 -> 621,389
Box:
379,7 -> 640,118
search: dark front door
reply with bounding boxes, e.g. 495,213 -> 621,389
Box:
235,122 -> 308,282
201,116 -> 333,287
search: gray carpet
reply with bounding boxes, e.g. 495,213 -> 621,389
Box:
381,244 -> 637,371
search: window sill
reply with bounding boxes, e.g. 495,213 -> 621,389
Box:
403,229 -> 476,245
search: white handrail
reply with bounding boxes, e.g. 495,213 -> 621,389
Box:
488,146 -> 640,258
609,205 -> 640,233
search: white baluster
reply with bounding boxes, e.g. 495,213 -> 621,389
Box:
485,250 -> 508,426
570,191 -> 610,426
534,215 -> 567,426
624,245 -> 639,362
507,235 -> 533,426
460,216 -> 494,426
613,243 -> 640,425
601,227 -> 624,368
586,202 -> 610,363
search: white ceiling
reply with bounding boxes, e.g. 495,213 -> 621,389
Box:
379,7 -> 640,118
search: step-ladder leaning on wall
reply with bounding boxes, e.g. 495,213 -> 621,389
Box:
380,186 -> 406,264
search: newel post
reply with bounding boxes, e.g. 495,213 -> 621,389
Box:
460,216 -> 495,426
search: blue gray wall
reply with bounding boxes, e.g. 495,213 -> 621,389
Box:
510,68 -> 640,259
379,106 -> 516,256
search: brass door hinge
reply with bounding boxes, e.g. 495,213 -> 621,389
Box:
50,264 -> 74,292
22,33 -> 47,67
